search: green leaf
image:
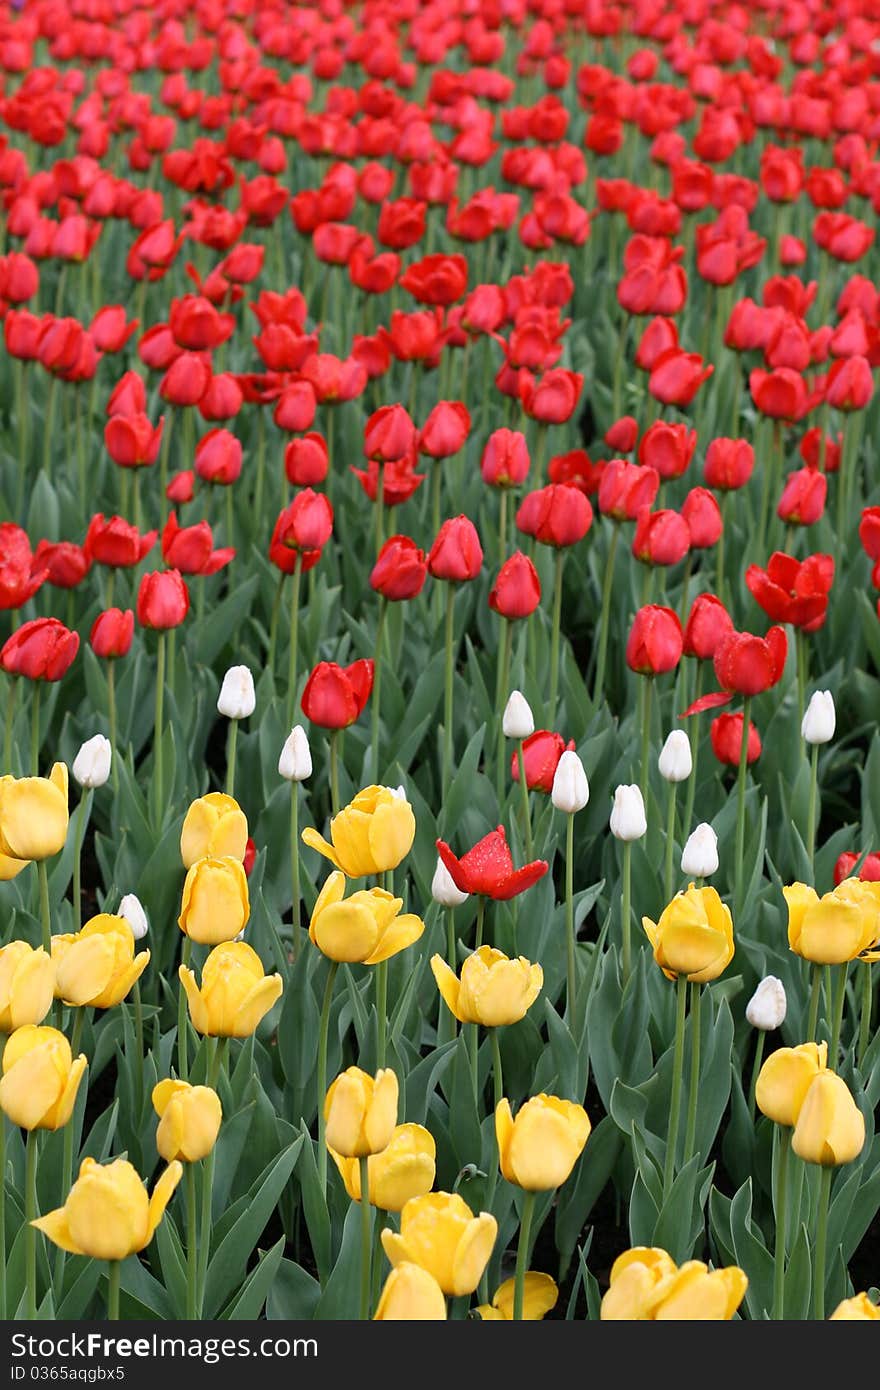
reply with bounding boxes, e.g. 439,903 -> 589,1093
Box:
221,1237 -> 286,1319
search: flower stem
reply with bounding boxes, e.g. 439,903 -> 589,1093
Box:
662,972 -> 689,1202
267,570 -> 285,674
286,560 -> 302,729
829,962 -> 848,1064
663,782 -> 676,904
592,525 -> 619,706
370,597 -> 387,783
772,1128 -> 790,1319
375,960 -> 388,1069
290,783 -> 300,962
224,720 -> 238,798
858,962 -> 872,1070
564,812 -> 576,1025
683,983 -> 702,1165
806,742 -> 819,873
107,663 -> 118,791
548,549 -> 564,724
106,1261 -> 120,1321
747,1030 -> 765,1123
178,937 -> 192,1082
516,742 -> 533,860
474,897 -> 485,950
153,632 -> 166,830
813,1166 -> 832,1320
467,1023 -> 479,1100
639,678 -> 653,800
37,858 -> 51,954
494,619 -> 512,806
807,963 -> 822,1041
197,1145 -> 215,1314
186,1162 -> 198,1320
4,678 -> 16,772
25,1128 -> 38,1319
513,1192 -> 536,1321
317,961 -> 339,1195
621,840 -> 632,986
329,731 -> 340,817
359,1158 -> 372,1320
734,695 -> 752,915
682,667 -> 703,837
30,682 -> 41,775
442,585 -> 455,800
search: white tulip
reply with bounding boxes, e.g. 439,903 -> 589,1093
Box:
609,784 -> 647,842
119,893 -> 148,941
217,665 -> 256,720
658,730 -> 692,783
746,976 -> 787,1031
801,690 -> 835,745
72,735 -> 112,789
278,725 -> 312,782
502,691 -> 534,740
431,856 -> 468,908
681,822 -> 719,878
551,750 -> 589,814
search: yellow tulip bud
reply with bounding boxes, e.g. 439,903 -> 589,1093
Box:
475,1272 -> 558,1321
0,1025 -> 87,1131
178,856 -> 250,946
755,1041 -> 828,1127
180,793 -> 248,870
381,1192 -> 497,1296
52,915 -> 149,1009
0,941 -> 55,1031
309,871 -> 424,965
330,1123 -> 435,1210
374,1263 -> 446,1320
783,882 -> 875,964
642,884 -> 734,983
302,785 -> 415,878
324,1066 -> 398,1158
431,946 -> 543,1027
791,1071 -> 866,1166
601,1247 -> 747,1320
0,764 -> 68,861
600,1248 -> 679,1320
830,1293 -> 880,1320
179,941 -> 283,1038
495,1094 -> 590,1191
152,1079 -> 222,1162
32,1156 -> 182,1261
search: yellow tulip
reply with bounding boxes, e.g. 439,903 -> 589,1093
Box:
180,792 -> 248,870
374,1263 -> 447,1320
32,1156 -> 182,1261
179,941 -> 283,1038
783,882 -> 875,964
0,941 -> 55,1031
475,1272 -> 558,1321
601,1247 -> 747,1320
324,1066 -> 398,1158
830,1293 -> 880,1320
495,1094 -> 590,1191
642,883 -> 734,983
0,850 -> 29,880
755,1041 -> 828,1127
302,784 -> 415,878
52,915 -> 150,1009
330,1123 -> 435,1210
431,946 -> 543,1027
791,1071 -> 865,1166
178,855 -> 250,945
152,1079 -> 222,1163
0,763 -> 68,861
309,870 -> 424,964
0,1025 -> 86,1131
381,1192 -> 497,1296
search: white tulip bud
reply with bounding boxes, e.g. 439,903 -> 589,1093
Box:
609,784 -> 647,842
431,856 -> 468,908
278,725 -> 312,782
658,730 -> 692,783
680,822 -> 719,878
119,893 -> 148,941
551,750 -> 589,814
72,734 -> 112,789
502,690 -> 534,740
217,665 -> 256,720
801,690 -> 835,745
746,976 -> 787,1031
388,784 -> 407,800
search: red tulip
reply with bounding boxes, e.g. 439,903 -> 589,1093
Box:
510,730 -> 575,793
370,535 -> 427,602
363,405 -> 416,463
90,608 -> 134,659
632,508 -> 690,567
0,524 -> 46,609
519,367 -> 583,423
481,429 -> 530,488
604,417 -> 638,453
104,413 -> 164,468
400,254 -> 468,306
351,458 -> 425,505
834,852 -> 880,885
167,470 -> 195,504
515,485 -> 593,548
428,517 -> 483,582
634,317 -> 679,371
710,626 -> 788,700
745,553 -> 834,633
813,212 -> 875,264
489,552 -> 541,620
194,429 -> 243,486
136,570 -> 190,630
548,450 -> 604,496
710,712 -> 761,766
777,466 -> 827,525
799,427 -> 841,474
159,352 -> 211,407
85,515 -> 157,569
648,349 -> 713,407
704,438 -> 754,491
682,488 -> 722,549
824,356 -> 874,412
419,402 -> 471,459
90,306 -> 138,353
199,373 -> 243,422
749,367 -> 811,420
626,605 -> 683,675
598,460 -> 659,521
31,540 -> 90,590
683,594 -> 735,660
161,514 -> 234,577
284,433 -> 329,487
106,372 -> 147,418
435,826 -> 548,900
638,421 -> 697,481
269,491 -> 333,575
301,659 -> 374,729
0,618 -> 79,681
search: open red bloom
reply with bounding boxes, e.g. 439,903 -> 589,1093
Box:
436,825 -> 548,901
136,570 -> 190,630
685,625 -> 787,714
161,514 -> 234,577
301,659 -> 374,729
0,618 -> 78,681
370,535 -> 427,601
351,458 -> 425,506
626,605 -> 683,675
548,450 -> 604,496
710,712 -> 761,766
85,515 -> 157,569
745,553 -> 834,632
510,731 -> 575,793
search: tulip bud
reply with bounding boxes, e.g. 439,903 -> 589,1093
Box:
551,750 -> 589,813
610,784 -> 647,841
801,690 -> 835,745
681,822 -> 719,877
119,893 -> 149,941
502,690 -> 534,739
217,665 -> 256,720
658,730 -> 692,783
746,976 -> 787,1031
72,735 -> 112,789
431,856 -> 468,907
278,725 -> 312,782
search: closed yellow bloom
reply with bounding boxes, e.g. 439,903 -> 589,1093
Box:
309,871 -> 424,964
475,1272 -> 558,1321
302,785 -> 415,878
180,792 -> 248,870
755,1041 -> 828,1127
32,1156 -> 182,1261
0,941 -> 55,1031
179,855 -> 250,946
0,1025 -> 87,1131
642,884 -> 734,983
601,1248 -> 747,1320
783,882 -> 874,964
374,1263 -> 447,1321
495,1094 -> 590,1191
0,849 -> 29,880
52,915 -> 149,1009
0,763 -> 68,861
152,1079 -> 222,1163
381,1192 -> 497,1296
431,946 -> 543,1027
330,1122 -> 435,1209
179,941 -> 283,1038
324,1066 -> 398,1158
791,1071 -> 865,1166
830,1293 -> 880,1320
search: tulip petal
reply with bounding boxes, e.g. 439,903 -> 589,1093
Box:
0,1046 -> 65,1129
450,1212 -> 497,1295
430,955 -> 464,1022
179,966 -> 209,1035
31,1207 -> 83,1255
56,935 -> 116,1007
363,912 -> 425,965
145,1162 -> 183,1246
152,1078 -> 187,1117
231,973 -> 283,1037
367,800 -> 415,873
380,1228 -> 409,1270
312,901 -> 380,963
301,827 -> 343,872
49,1055 -> 88,1130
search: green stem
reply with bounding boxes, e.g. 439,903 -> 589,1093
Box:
807,964 -> 822,1041
734,696 -> 752,914
639,678 -> 653,800
178,937 -> 192,1082
197,1130 -> 215,1313
4,678 -> 16,773
329,731 -> 341,817
158,408 -> 174,527
474,898 -> 485,951
663,973 -> 689,1201
224,720 -> 238,798
813,1166 -> 832,1320
370,599 -> 387,782
72,793 -> 89,935
441,909 -> 457,1044
359,1158 -> 372,1320
30,681 -> 41,775
858,962 -> 872,1071
25,1128 -> 38,1319
494,620 -> 512,805
747,1030 -> 766,1123
317,961 -> 339,1195
286,560 -> 302,728
375,464 -> 385,552
829,962 -> 848,1064
442,585 -> 455,800
806,742 -> 819,874
37,858 -> 51,954
498,489 -> 508,563
186,1162 -> 198,1320
153,632 -> 166,830
682,667 -> 703,837
290,783 -> 300,962
106,1260 -> 120,1321
107,663 -> 118,791
548,549 -> 564,724
664,783 -> 677,904
467,1023 -> 479,1100
683,983 -> 702,1165
621,841 -> 632,986
266,570 -> 285,674
796,630 -> 807,728
516,742 -> 533,860
375,960 -> 388,1069
593,526 -> 619,706
773,1128 -> 790,1319
512,1192 -> 536,1321
42,375 -> 59,478
565,812 -> 576,1024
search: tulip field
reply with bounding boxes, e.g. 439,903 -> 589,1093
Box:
2,0 -> 880,1331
